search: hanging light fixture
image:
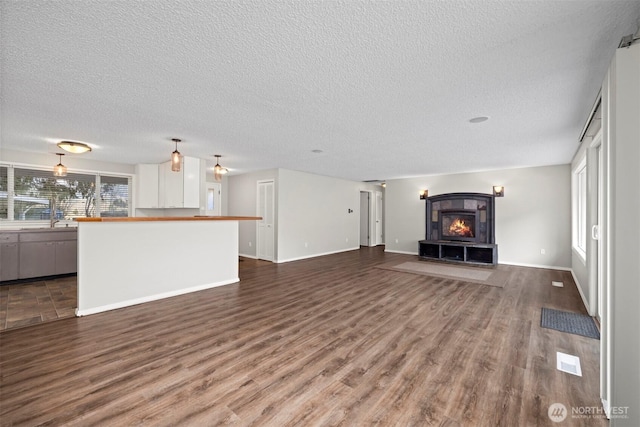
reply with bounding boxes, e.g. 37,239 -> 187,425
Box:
213,155 -> 228,182
171,138 -> 182,172
57,141 -> 92,154
53,153 -> 67,177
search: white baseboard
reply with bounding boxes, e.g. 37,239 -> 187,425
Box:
239,253 -> 258,259
570,269 -> 591,314
276,247 -> 360,263
75,278 -> 239,317
499,260 -> 572,271
384,249 -> 418,255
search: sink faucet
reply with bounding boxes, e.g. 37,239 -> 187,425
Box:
50,219 -> 60,228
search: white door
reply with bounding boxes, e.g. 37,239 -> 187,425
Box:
205,182 -> 221,216
594,136 -> 603,321
359,192 -> 370,246
375,191 -> 383,245
257,180 -> 275,261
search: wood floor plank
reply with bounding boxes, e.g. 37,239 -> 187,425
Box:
0,248 -> 605,425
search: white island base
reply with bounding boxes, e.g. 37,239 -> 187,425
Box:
76,217 -> 258,316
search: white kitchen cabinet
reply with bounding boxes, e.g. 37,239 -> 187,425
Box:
159,157 -> 201,209
136,157 -> 202,210
135,164 -> 159,208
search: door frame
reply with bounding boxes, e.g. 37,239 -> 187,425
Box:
256,179 -> 275,261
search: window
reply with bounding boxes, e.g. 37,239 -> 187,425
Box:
572,157 -> 587,261
0,166 -> 7,219
100,175 -> 129,217
0,165 -> 131,222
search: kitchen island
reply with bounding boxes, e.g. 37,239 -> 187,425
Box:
75,216 -> 260,316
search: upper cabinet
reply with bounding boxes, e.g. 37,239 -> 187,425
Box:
135,164 -> 160,208
138,157 -> 203,209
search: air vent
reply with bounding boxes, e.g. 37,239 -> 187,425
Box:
557,352 -> 582,376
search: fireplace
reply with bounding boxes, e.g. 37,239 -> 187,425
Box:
441,211 -> 477,242
419,192 -> 498,265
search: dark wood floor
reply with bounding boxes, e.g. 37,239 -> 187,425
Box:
0,247 -> 605,426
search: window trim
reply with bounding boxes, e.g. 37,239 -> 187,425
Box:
572,155 -> 588,263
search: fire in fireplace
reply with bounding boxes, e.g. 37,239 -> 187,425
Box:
441,211 -> 476,241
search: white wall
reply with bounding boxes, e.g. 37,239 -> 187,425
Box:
385,165 -> 572,269
277,169 -> 373,262
605,43 -> 640,426
77,220 -> 239,315
227,168 -> 380,262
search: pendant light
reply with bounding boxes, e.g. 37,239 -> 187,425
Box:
213,155 -> 228,182
53,153 -> 67,177
57,141 -> 92,154
171,138 -> 182,172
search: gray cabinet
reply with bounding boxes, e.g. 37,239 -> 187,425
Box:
0,233 -> 19,281
0,229 -> 79,281
19,241 -> 56,278
55,240 -> 77,274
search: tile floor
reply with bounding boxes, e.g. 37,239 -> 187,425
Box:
0,276 -> 77,331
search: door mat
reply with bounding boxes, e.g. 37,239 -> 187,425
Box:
541,308 -> 600,339
375,261 -> 508,287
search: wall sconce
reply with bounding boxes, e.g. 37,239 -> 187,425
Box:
53,153 -> 67,177
493,186 -> 505,197
419,189 -> 428,200
170,138 -> 182,172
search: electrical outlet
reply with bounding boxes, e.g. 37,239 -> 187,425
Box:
541,248 -> 546,255
395,238 -> 399,244
248,241 -> 252,247
346,237 -> 349,242
304,242 -> 308,248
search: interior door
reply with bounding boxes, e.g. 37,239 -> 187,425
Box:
595,139 -> 603,322
359,192 -> 370,246
257,180 -> 275,261
375,191 -> 383,245
205,182 -> 221,216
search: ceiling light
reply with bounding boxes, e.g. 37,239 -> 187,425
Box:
469,116 -> 490,123
311,149 -> 323,153
53,153 -> 67,177
213,155 -> 228,182
57,141 -> 92,154
171,138 -> 182,172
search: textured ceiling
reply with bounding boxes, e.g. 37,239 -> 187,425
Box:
1,1 -> 639,181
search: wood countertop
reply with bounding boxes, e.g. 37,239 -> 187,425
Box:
76,216 -> 261,222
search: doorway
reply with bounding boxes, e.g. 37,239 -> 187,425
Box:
360,191 -> 370,246
205,182 -> 221,216
359,190 -> 383,247
375,191 -> 383,245
257,180 -> 275,261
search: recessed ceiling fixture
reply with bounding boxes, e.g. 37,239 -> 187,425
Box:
57,141 -> 92,154
213,155 -> 228,182
53,153 -> 67,177
469,116 -> 490,123
170,138 -> 182,172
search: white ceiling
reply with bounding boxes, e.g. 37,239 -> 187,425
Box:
1,1 -> 638,182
